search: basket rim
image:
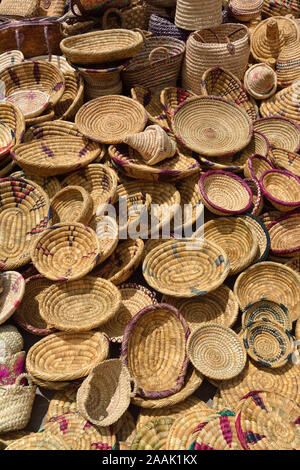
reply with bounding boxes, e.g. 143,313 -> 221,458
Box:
253,116 -> 300,153
242,213 -> 270,262
259,169 -> 300,206
267,209 -> 300,255
246,153 -> 275,180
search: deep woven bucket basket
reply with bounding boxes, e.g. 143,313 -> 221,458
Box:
0,272 -> 25,326
260,169 -> 300,212
121,303 -> 190,399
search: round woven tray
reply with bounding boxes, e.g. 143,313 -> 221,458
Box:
194,411 -> 243,450
77,359 -> 134,427
162,285 -> 239,330
121,303 -> 190,399
142,238 -> 230,297
30,223 -> 101,282
39,276 -> 121,332
0,177 -> 51,270
13,274 -> 55,336
187,323 -> 247,380
253,117 -> 300,152
0,50 -> 24,74
51,186 -> 93,225
244,153 -> 274,181
260,169 -> 300,212
234,261 -> 300,322
239,213 -> 270,262
204,217 -> 258,275
131,418 -> 174,450
242,300 -> 292,331
0,272 -> 25,326
270,147 -> 300,178
10,170 -> 61,201
26,331 -> 109,382
267,211 -> 300,257
75,95 -> 147,144
131,86 -> 171,133
98,283 -> 157,343
172,96 -> 253,157
5,433 -> 70,450
160,86 -> 196,129
199,170 -> 252,216
60,29 -> 143,65
6,89 -> 50,119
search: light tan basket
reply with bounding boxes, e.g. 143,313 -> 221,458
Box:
175,0 -> 222,31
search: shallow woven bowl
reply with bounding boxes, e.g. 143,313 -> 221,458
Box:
13,274 -> 55,336
6,89 -> 50,119
234,261 -> 300,322
23,120 -> 83,142
260,169 -> 300,212
98,283 -> 157,343
60,29 -> 143,65
0,61 -> 65,107
199,170 -> 253,216
142,239 -> 230,298
26,331 -> 109,382
253,117 -> 300,152
75,95 -> 147,144
0,177 -> 51,270
268,211 -> 300,257
11,135 -> 103,177
172,96 -> 253,157
51,186 -> 93,225
77,359 -> 134,427
187,323 -> 247,380
244,154 -> 275,181
54,72 -> 84,121
204,217 -> 258,275
121,303 -> 190,399
242,300 -> 292,331
239,213 -> 270,262
160,86 -> 196,129
242,320 -> 294,368
39,276 -> 121,332
269,147 -> 300,178
0,50 -> 24,73
10,170 -> 61,201
30,223 -> 101,282
0,272 -> 25,326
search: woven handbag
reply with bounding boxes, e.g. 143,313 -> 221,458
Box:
102,1 -> 148,31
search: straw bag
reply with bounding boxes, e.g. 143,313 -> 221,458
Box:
0,374 -> 36,434
175,0 -> 223,31
0,0 -> 40,18
38,0 -> 66,17
182,24 -> 250,94
102,1 -> 148,31
71,0 -> 130,16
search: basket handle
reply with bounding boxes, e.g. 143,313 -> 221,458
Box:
14,373 -> 33,387
102,8 -> 123,29
194,27 -> 248,55
130,378 -> 138,397
71,0 -> 87,17
133,28 -> 148,41
149,47 -> 170,65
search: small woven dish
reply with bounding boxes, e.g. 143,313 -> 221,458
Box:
131,86 -> 171,133
187,324 -> 247,381
269,147 -> 300,178
259,169 -> 300,212
6,89 -> 50,119
234,261 -> 300,322
26,331 -> 109,382
173,96 -> 253,157
160,87 -> 196,129
199,170 -> 252,216
162,285 -> 239,330
0,272 -> 25,326
51,186 -> 93,225
75,95 -> 147,144
10,170 -> 61,201
30,223 -> 101,282
236,391 -> 300,450
121,303 -> 190,399
60,29 -> 143,65
98,283 -> 157,343
131,418 -> 174,451
0,50 -> 24,74
267,211 -> 300,257
194,410 -> 243,450
13,274 -> 55,336
5,433 -> 70,450
204,217 -> 258,276
244,154 -> 275,181
242,300 -> 292,331
0,177 -> 51,270
253,117 -> 300,152
77,359 -> 135,427
142,238 -> 230,297
239,214 -> 270,262
39,276 -> 121,332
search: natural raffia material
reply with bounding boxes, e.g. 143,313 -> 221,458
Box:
0,272 -> 25,326
253,117 -> 300,152
51,186 -> 93,225
175,0 -> 222,31
260,169 -> 300,212
131,418 -> 174,450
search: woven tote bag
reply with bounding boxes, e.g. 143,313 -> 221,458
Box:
38,0 -> 66,17
102,1 -> 148,31
0,0 -> 40,18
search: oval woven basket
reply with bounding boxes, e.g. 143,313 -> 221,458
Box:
60,29 -> 144,65
243,178 -> 264,216
39,276 -> 121,332
51,186 -> 93,225
204,217 -> 258,275
269,147 -> 300,178
13,274 -> 55,336
75,95 -> 147,144
242,300 -> 292,331
165,408 -> 213,450
0,50 -> 24,73
260,169 -> 300,212
54,72 -> 84,122
10,170 -> 61,201
0,272 -> 25,326
131,85 -> 171,133
267,211 -> 300,257
199,170 -> 252,216
131,417 -> 174,450
244,153 -> 275,181
187,323 -> 247,380
234,261 -> 300,321
30,223 -> 101,282
98,283 -> 157,343
5,433 -> 70,450
194,411 -> 243,450
172,96 -> 253,157
0,177 -> 51,270
26,331 -> 109,382
77,359 -> 134,427
253,117 -> 300,152
142,238 -> 230,297
121,303 -> 190,399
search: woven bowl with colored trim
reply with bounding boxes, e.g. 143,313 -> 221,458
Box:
243,178 -> 264,217
244,154 -> 275,181
75,95 -> 147,144
10,170 -> 61,201
172,96 -> 253,157
54,72 -> 84,122
0,272 -> 25,326
194,410 -> 243,450
269,147 -> 300,178
51,186 -> 93,225
26,331 -> 109,382
39,276 -> 121,332
253,117 -> 300,152
259,169 -> 300,212
131,418 -> 174,450
160,86 -> 196,129
267,211 -> 300,257
121,303 -> 190,399
199,170 -> 253,216
242,300 -> 292,331
30,223 -> 101,282
0,177 -> 51,270
187,323 -> 247,380
131,86 -> 171,133
0,50 -> 24,73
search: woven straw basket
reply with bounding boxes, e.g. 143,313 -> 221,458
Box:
160,86 -> 196,128
131,417 -> 174,450
195,411 -> 243,450
244,154 -> 274,181
165,408 -> 213,450
10,170 -> 61,202
260,169 -> 300,212
0,0 -> 39,17
260,82 -> 300,125
0,374 -> 36,434
46,386 -> 78,422
0,272 -> 25,326
175,0 -> 222,31
242,300 -> 292,331
270,147 -> 300,177
131,85 -> 170,133
5,433 -> 70,450
102,1 -> 148,31
148,14 -> 189,42
26,331 -> 109,382
253,117 -> 300,152
78,64 -> 123,101
51,186 -> 93,225
244,63 -> 277,100
0,50 -> 24,74
229,0 -> 263,21
243,178 -> 264,217
39,276 -> 121,332
0,101 -> 25,161
268,211 -> 300,257
54,72 -> 84,121
77,359 -> 135,427
121,303 -> 190,399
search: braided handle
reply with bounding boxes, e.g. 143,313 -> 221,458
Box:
102,8 -> 123,29
149,47 -> 170,65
